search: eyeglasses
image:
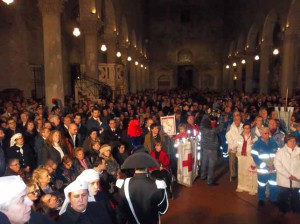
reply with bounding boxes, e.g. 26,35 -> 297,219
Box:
10,163 -> 20,167
28,190 -> 39,195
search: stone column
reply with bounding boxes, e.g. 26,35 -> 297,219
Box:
228,61 -> 235,90
120,45 -> 129,93
128,47 -> 137,93
38,0 -> 65,108
81,18 -> 99,80
103,34 -> 117,63
259,42 -> 272,94
236,62 -> 243,91
245,54 -> 254,94
281,33 -> 298,97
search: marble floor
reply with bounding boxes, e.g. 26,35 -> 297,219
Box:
161,161 -> 300,224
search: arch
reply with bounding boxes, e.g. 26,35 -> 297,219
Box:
177,49 -> 193,64
262,9 -> 280,44
104,0 -> 117,34
121,15 -> 129,44
286,0 -> 300,35
247,23 -> 262,51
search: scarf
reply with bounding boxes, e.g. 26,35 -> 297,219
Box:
242,135 -> 250,156
79,159 -> 88,170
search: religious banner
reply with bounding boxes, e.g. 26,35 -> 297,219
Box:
275,107 -> 294,133
177,139 -> 198,187
160,115 -> 176,136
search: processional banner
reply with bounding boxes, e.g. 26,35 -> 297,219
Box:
177,139 -> 198,187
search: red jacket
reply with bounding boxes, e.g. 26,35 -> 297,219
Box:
150,150 -> 170,171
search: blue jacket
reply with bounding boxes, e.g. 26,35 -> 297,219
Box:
251,137 -> 278,174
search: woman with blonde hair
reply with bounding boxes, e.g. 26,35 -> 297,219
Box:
32,167 -> 54,196
38,129 -> 68,165
26,180 -> 39,210
100,144 -> 119,177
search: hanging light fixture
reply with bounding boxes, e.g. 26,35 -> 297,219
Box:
241,59 -> 246,64
100,44 -> 107,52
226,65 -> 230,69
233,62 -> 237,67
116,51 -> 122,58
273,49 -> 279,55
141,64 -> 144,68
254,55 -> 260,61
145,67 -> 147,70
135,61 -> 139,66
72,27 -> 81,37
2,0 -> 14,4
127,56 -> 132,61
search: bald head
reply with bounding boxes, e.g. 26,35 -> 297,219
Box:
69,123 -> 78,135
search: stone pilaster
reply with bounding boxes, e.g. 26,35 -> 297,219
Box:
81,17 -> 99,80
38,0 -> 65,108
245,53 -> 254,94
236,61 -> 243,91
281,33 -> 298,97
103,34 -> 117,63
259,42 -> 272,94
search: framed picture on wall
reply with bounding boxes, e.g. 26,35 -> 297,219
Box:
160,115 -> 176,136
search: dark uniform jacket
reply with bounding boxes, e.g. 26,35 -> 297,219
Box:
117,173 -> 168,224
58,202 -> 115,224
7,144 -> 36,170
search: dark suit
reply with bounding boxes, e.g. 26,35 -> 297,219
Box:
86,117 -> 107,133
64,133 -> 82,158
0,143 -> 6,176
117,173 -> 168,224
7,144 -> 36,170
77,123 -> 87,141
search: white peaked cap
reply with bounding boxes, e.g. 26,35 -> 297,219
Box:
0,175 -> 26,204
76,169 -> 99,182
59,179 -> 94,215
10,133 -> 22,147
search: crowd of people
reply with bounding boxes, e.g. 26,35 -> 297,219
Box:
0,89 -> 300,223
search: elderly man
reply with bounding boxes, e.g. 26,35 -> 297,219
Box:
251,127 -> 278,207
226,112 -> 243,181
268,118 -> 285,148
274,134 -> 300,214
58,179 -> 114,224
64,123 -> 82,158
0,175 -> 55,224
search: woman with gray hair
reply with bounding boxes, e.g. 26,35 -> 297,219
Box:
274,134 -> 300,214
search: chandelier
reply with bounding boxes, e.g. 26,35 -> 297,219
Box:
2,0 -> 14,4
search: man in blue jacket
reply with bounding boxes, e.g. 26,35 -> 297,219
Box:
251,127 -> 279,206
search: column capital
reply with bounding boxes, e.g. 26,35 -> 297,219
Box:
38,0 -> 63,15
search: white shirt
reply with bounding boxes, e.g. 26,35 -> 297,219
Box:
274,144 -> 300,188
226,122 -> 244,152
53,142 -> 64,159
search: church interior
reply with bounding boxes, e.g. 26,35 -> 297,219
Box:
1,0 -> 299,107
1,1 -> 300,223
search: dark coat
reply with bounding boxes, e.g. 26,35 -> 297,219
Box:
86,118 -> 107,133
0,144 -> 5,176
38,144 -> 68,166
58,202 -> 115,224
34,134 -> 46,155
118,173 -> 168,224
63,133 -> 83,158
30,211 -> 57,224
7,144 -> 36,170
